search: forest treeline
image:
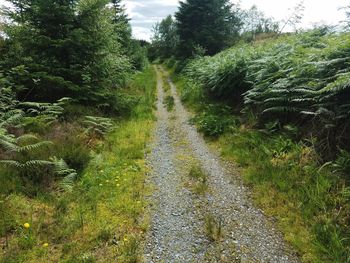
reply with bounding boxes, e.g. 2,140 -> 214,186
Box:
148,0 -> 350,262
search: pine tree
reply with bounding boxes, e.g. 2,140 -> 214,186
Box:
2,0 -> 80,101
110,0 -> 129,25
109,0 -> 147,71
1,0 -> 132,106
175,0 -> 242,57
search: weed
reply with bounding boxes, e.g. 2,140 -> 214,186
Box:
188,165 -> 208,195
204,214 -> 223,242
191,104 -> 237,137
164,95 -> 175,112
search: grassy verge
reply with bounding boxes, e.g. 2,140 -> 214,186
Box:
172,72 -> 350,263
0,66 -> 156,262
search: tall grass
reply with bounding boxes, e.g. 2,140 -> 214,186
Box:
218,130 -> 350,262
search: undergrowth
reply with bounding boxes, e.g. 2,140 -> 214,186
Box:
0,66 -> 156,262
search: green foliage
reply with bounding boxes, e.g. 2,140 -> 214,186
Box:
185,45 -> 253,104
0,66 -> 156,262
204,214 -> 223,242
53,133 -> 91,173
164,95 -> 175,111
184,31 -> 350,157
1,0 -> 133,105
149,15 -> 179,61
191,104 -> 237,137
52,157 -> 78,192
188,165 -> 208,195
218,129 -> 350,262
175,0 -> 242,57
83,116 -> 114,138
127,66 -> 157,120
333,150 -> 350,174
0,133 -> 53,178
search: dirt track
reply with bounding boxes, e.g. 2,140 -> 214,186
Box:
144,66 -> 299,263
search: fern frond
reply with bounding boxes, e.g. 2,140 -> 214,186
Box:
18,141 -> 53,153
24,160 -> 53,167
0,160 -> 22,168
0,139 -> 19,152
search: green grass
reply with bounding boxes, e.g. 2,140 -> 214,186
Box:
215,129 -> 350,263
204,213 -> 223,242
188,165 -> 208,195
163,95 -> 175,112
0,66 -> 156,262
127,66 -> 157,120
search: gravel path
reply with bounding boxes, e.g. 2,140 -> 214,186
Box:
144,66 -> 300,262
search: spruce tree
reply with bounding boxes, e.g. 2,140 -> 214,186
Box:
175,0 -> 241,57
1,0 -> 131,106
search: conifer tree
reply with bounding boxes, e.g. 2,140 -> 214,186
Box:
0,0 -> 131,106
175,0 -> 241,57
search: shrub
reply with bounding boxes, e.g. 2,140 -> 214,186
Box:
191,104 -> 238,137
164,95 -> 175,111
45,122 -> 91,173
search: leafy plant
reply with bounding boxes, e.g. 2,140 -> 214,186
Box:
184,31 -> 350,157
191,104 -> 237,137
0,134 -> 53,171
52,157 -> 78,192
333,150 -> 350,174
204,214 -> 223,242
83,116 -> 114,138
164,95 -> 175,111
188,165 -> 208,195
20,98 -> 72,125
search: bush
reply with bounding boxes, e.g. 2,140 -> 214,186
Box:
47,123 -> 91,173
166,56 -> 177,69
164,95 -> 174,111
184,31 -> 350,157
191,104 -> 238,137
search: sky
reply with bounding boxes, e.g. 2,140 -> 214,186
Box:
0,0 -> 348,41
125,0 -> 349,41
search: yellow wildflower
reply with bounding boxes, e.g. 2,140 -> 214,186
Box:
23,223 -> 30,229
42,243 -> 49,248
